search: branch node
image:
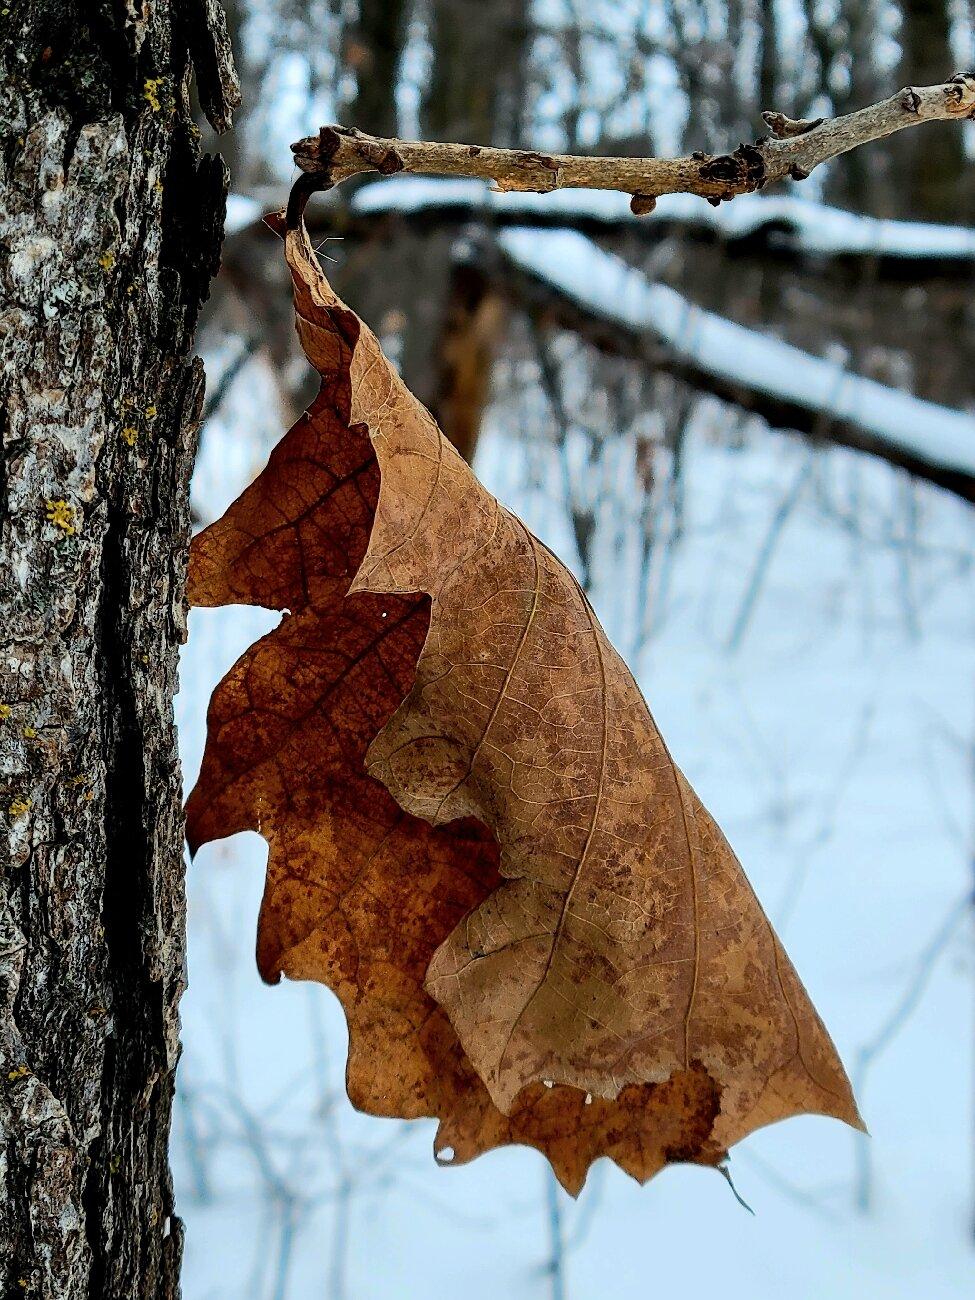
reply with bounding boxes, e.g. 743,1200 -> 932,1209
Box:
901,86 -> 922,114
947,71 -> 975,118
761,111 -> 824,139
699,143 -> 766,193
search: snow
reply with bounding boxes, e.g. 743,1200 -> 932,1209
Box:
351,175 -> 975,260
226,171 -> 975,256
498,226 -> 975,479
225,193 -> 264,234
174,342 -> 975,1298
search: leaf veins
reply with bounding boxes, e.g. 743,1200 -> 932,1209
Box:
186,220 -> 862,1194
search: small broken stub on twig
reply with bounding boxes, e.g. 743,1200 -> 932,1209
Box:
630,193 -> 657,216
761,110 -> 824,138
327,124 -> 406,175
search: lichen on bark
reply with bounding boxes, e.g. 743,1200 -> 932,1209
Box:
0,3 -> 237,1294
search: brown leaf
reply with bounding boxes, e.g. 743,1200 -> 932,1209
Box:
186,221 -> 861,1193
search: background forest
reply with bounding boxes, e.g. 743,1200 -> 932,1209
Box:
177,2 -> 975,1296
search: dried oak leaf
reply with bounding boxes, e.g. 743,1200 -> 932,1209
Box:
186,219 -> 862,1194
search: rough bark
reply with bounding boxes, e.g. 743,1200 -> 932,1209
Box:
0,3 -> 237,1297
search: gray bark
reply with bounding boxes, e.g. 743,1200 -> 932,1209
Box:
0,2 -> 237,1296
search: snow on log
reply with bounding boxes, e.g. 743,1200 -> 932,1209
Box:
349,176 -> 975,265
496,226 -> 975,502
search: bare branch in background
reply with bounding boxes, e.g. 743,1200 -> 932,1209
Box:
491,245 -> 975,506
852,893 -> 970,1213
544,1170 -> 567,1300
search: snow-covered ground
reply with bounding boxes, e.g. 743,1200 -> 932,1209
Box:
174,339 -> 975,1298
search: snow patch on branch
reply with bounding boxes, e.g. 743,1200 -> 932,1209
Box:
350,176 -> 975,261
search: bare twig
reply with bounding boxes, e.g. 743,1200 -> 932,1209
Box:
853,893 -> 969,1212
726,451 -> 816,652
291,74 -> 975,211
543,1169 -> 567,1300
200,334 -> 260,425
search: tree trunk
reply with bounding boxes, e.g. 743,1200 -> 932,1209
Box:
421,0 -> 529,146
348,0 -> 410,139
896,0 -> 970,221
335,0 -> 529,463
0,3 -> 237,1296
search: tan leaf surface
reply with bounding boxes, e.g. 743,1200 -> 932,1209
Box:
186,220 -> 861,1193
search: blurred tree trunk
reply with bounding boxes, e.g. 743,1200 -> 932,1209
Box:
758,0 -> 781,114
0,2 -> 236,1295
820,1 -> 890,213
895,0 -> 969,220
432,263 -> 507,464
422,0 -> 529,145
348,0 -> 410,139
417,0 -> 529,439
337,0 -> 529,462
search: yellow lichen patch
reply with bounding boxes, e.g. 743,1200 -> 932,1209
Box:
44,499 -> 76,535
7,1065 -> 30,1082
144,404 -> 157,420
121,426 -> 138,447
143,77 -> 164,112
8,798 -> 31,817
21,726 -> 36,739
0,703 -> 10,719
99,251 -> 115,272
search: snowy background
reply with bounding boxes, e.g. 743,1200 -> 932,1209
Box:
174,2 -> 975,1296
